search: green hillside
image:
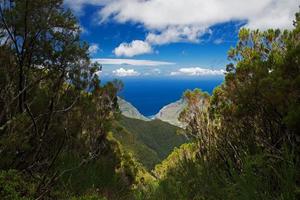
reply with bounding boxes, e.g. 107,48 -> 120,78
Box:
113,116 -> 187,169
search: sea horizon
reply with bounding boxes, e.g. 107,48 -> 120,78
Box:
103,77 -> 224,116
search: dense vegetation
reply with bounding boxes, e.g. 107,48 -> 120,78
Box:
114,116 -> 187,169
0,0 -> 136,199
0,0 -> 299,199
136,11 -> 300,200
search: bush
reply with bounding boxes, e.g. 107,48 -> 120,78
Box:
0,170 -> 35,200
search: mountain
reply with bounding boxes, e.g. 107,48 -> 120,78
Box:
118,96 -> 187,128
117,97 -> 149,121
113,116 -> 187,169
155,99 -> 187,127
114,97 -> 188,169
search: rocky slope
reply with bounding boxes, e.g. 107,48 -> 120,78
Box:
117,97 -> 150,121
155,99 -> 187,127
118,97 -> 187,127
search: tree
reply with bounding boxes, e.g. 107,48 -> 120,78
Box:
0,0 -> 120,198
179,89 -> 215,158
173,10 -> 300,199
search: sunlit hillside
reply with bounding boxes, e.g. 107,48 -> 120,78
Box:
0,0 -> 299,199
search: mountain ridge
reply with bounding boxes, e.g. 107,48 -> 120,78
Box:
117,97 -> 150,121
154,99 -> 187,127
118,97 -> 186,127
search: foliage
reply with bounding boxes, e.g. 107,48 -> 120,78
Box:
0,0 -> 127,199
138,145 -> 299,200
54,133 -> 144,200
114,116 -> 187,169
0,170 -> 36,200
1,0 -> 299,199
71,194 -> 107,200
154,143 -> 198,179
136,9 -> 300,200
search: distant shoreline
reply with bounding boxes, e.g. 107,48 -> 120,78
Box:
115,78 -> 223,116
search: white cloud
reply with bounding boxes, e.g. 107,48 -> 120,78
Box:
88,43 -> 100,55
64,0 -> 108,14
146,26 -> 207,45
153,68 -> 161,74
66,0 -> 298,58
112,68 -> 140,77
243,0 -> 298,30
213,39 -> 223,45
92,58 -> 174,66
170,67 -> 225,76
97,0 -> 297,30
66,0 -> 298,48
114,40 -> 152,57
143,68 -> 162,76
114,26 -> 208,56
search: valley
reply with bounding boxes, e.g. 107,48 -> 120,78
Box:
115,98 -> 188,169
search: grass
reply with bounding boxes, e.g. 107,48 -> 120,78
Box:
113,116 -> 187,169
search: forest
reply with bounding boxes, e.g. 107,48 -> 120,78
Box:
0,0 -> 299,199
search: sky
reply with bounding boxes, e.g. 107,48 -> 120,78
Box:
64,0 -> 299,79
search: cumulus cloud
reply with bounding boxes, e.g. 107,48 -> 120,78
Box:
114,40 -> 152,57
92,58 -> 174,66
146,26 -> 208,45
112,68 -> 140,77
97,0 -> 297,30
88,43 -> 100,55
115,26 -> 208,56
170,67 -> 225,76
66,0 -> 298,56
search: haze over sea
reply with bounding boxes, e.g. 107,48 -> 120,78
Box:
104,77 -> 223,117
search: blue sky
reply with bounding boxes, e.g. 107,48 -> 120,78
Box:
64,0 -> 298,78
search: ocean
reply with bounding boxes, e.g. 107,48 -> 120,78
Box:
109,77 -> 224,117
